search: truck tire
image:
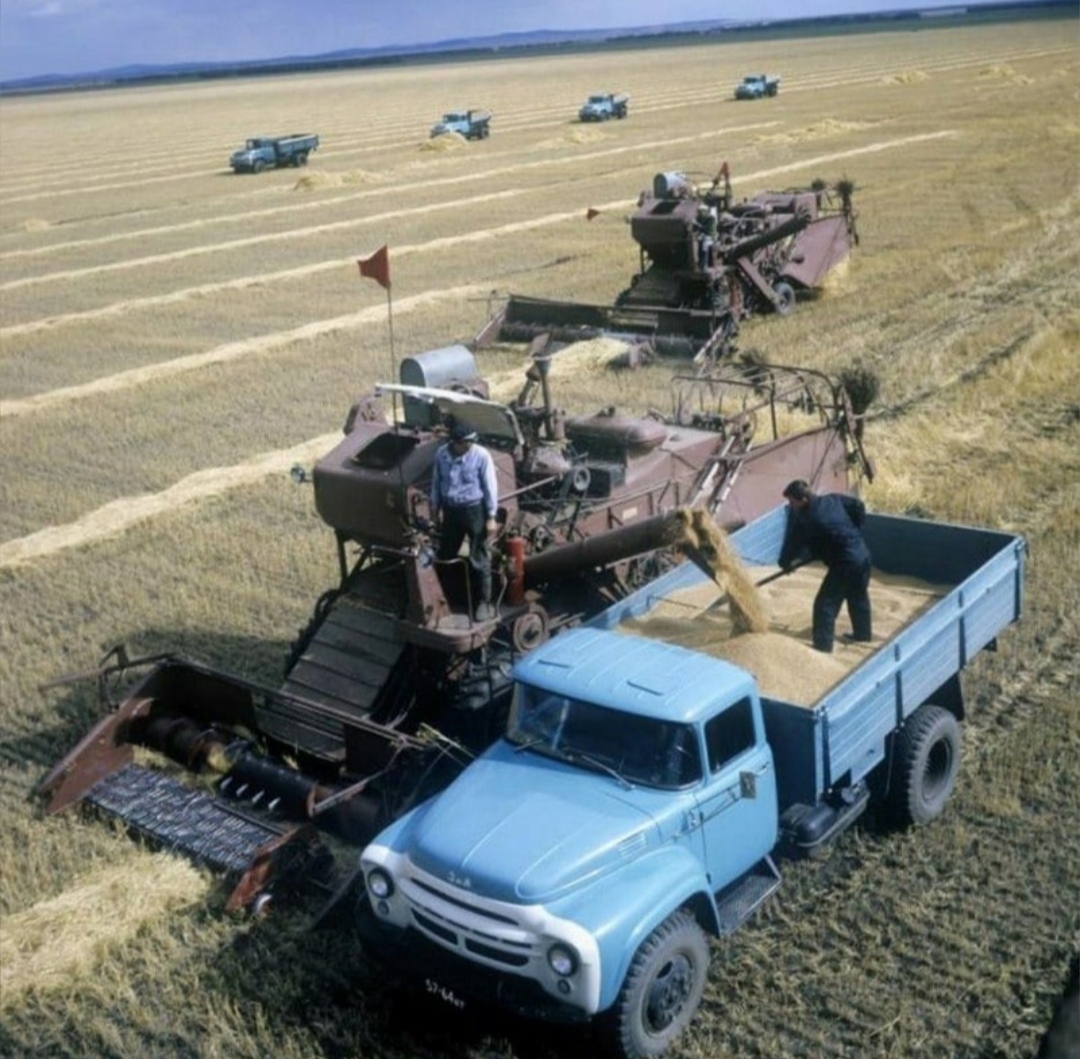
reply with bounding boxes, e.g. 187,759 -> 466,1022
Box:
772,281 -> 796,315
602,910 -> 709,1059
252,159 -> 266,174
295,152 -> 308,167
889,704 -> 961,826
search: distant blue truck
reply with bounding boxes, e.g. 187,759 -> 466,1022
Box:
429,109 -> 492,140
578,92 -> 630,121
359,505 -> 1025,1058
734,73 -> 780,100
229,133 -> 318,173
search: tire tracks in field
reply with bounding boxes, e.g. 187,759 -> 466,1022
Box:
0,130 -> 956,341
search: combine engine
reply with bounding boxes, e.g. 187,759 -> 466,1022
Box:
481,166 -> 858,369
39,346 -> 871,910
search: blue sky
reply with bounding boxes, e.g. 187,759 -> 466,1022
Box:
0,1 -> 1018,83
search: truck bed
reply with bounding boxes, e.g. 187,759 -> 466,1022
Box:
590,505 -> 1025,811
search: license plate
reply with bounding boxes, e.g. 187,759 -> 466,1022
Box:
425,978 -> 466,1010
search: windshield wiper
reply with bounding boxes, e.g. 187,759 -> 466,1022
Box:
561,748 -> 634,790
509,734 -> 551,754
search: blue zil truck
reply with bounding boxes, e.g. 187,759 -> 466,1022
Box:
229,133 -> 318,173
429,109 -> 492,140
734,73 -> 780,100
578,92 -> 630,121
358,504 -> 1025,1058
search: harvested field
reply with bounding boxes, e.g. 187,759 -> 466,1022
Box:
1,11 -> 1078,1059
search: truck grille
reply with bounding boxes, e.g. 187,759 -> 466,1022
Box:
400,867 -> 541,969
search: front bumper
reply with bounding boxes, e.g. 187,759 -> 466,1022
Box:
357,908 -> 591,1024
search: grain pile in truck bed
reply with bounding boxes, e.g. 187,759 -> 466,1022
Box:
620,565 -> 948,706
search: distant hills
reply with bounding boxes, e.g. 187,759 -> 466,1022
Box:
0,2 -> 1065,94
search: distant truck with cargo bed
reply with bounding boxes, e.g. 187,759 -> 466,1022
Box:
734,74 -> 780,100
578,92 -> 629,121
229,133 -> 318,173
359,503 -> 1025,1059
429,109 -> 492,140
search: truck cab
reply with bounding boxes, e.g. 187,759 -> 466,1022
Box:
360,627 -> 779,1056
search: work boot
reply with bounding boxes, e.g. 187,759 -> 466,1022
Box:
475,602 -> 495,621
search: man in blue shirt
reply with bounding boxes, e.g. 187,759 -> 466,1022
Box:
430,420 -> 499,620
778,478 -> 873,653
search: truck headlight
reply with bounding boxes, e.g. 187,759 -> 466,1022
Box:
547,943 -> 578,977
367,868 -> 394,900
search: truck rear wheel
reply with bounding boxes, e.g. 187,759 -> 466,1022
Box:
889,704 -> 961,826
602,910 -> 709,1059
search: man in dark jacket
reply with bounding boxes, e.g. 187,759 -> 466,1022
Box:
778,479 -> 872,653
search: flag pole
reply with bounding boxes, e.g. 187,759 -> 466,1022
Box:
357,244 -> 396,424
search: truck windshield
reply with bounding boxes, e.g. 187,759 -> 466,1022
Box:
507,684 -> 702,789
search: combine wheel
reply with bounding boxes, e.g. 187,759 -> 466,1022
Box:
772,282 -> 795,316
601,910 -> 709,1059
888,704 -> 961,826
511,606 -> 549,653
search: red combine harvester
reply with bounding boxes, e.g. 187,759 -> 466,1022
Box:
40,311 -> 870,914
485,166 -> 858,369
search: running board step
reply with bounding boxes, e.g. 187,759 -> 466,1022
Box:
714,855 -> 782,935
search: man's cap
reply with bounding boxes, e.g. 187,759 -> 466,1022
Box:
783,479 -> 812,501
450,421 -> 478,442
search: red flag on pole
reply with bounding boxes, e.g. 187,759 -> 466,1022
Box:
358,245 -> 391,290
585,208 -> 600,221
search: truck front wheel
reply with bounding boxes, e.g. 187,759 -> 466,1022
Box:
889,704 -> 961,826
602,910 -> 709,1059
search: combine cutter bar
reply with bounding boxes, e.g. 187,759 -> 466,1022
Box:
84,762 -> 330,911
